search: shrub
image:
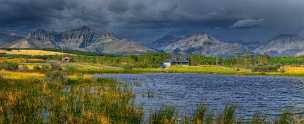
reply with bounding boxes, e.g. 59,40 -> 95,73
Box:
252,65 -> 280,72
33,65 -> 42,71
18,65 -> 29,72
0,62 -> 19,71
275,112 -> 294,124
32,65 -> 51,72
50,62 -> 62,71
45,71 -> 68,85
41,65 -> 51,72
64,65 -> 77,73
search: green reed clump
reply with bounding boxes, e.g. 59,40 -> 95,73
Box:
274,112 -> 294,124
148,104 -> 304,124
193,104 -> 208,124
0,62 -> 18,71
150,106 -> 177,124
223,105 -> 237,124
250,113 -> 268,124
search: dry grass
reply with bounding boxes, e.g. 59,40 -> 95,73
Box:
0,70 -> 44,79
68,74 -> 92,80
0,57 -> 46,64
151,65 -> 251,74
62,63 -> 122,72
282,65 -> 304,74
0,58 -> 27,63
0,49 -> 66,55
168,65 -> 250,73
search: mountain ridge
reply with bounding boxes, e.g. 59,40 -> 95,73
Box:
255,34 -> 304,56
154,33 -> 248,56
2,27 -> 304,56
0,27 -> 151,55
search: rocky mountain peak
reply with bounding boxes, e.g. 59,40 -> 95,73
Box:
163,33 -> 246,56
255,34 -> 304,56
27,29 -> 54,41
187,33 -> 214,42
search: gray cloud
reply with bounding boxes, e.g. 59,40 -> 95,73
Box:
231,19 -> 264,28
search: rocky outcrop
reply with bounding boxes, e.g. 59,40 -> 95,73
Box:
27,29 -> 55,41
58,26 -> 98,49
86,35 -> 150,55
163,33 -> 247,56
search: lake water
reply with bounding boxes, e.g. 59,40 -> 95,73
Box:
96,73 -> 304,119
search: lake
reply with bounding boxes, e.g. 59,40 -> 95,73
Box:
96,73 -> 304,120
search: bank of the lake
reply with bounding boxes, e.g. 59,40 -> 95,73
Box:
79,65 -> 304,78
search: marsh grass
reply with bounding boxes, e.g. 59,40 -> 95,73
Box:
250,113 -> 268,124
0,73 -> 143,124
150,106 -> 176,124
149,104 -> 304,124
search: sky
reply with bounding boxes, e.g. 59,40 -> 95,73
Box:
0,0 -> 304,43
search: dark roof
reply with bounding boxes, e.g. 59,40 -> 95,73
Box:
168,55 -> 189,63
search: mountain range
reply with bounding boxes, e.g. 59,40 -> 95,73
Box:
1,26 -> 304,56
0,26 -> 150,55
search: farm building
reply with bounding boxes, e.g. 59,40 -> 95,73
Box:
161,55 -> 190,68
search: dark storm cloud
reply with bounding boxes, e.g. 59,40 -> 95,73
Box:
0,0 -> 64,25
0,0 -> 304,41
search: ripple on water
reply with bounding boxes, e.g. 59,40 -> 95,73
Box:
96,73 -> 304,119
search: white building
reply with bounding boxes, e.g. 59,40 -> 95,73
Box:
161,62 -> 171,68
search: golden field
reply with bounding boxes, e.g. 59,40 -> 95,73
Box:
0,49 -> 67,55
0,70 -> 44,79
281,65 -> 304,74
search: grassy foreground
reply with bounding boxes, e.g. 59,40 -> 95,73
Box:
0,70 -> 303,124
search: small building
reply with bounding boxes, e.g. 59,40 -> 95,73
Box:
161,55 -> 190,68
170,55 -> 190,65
161,62 -> 172,68
62,56 -> 72,63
